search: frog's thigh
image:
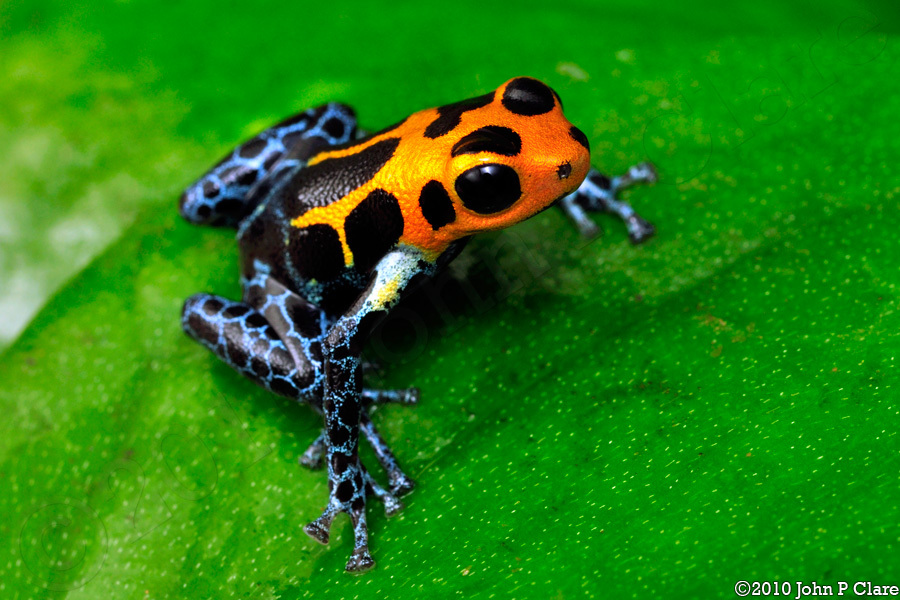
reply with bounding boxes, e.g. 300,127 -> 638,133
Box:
179,102 -> 359,228
181,292 -> 322,400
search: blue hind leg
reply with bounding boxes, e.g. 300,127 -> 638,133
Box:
179,102 -> 359,227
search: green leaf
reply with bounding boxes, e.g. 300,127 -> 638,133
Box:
2,0 -> 898,597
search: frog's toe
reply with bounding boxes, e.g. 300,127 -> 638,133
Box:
303,509 -> 334,545
346,547 -> 375,573
361,360 -> 383,375
299,430 -> 326,470
632,161 -> 658,183
363,469 -> 404,516
388,472 -> 415,498
362,387 -> 420,406
627,215 -> 656,244
401,387 -> 420,405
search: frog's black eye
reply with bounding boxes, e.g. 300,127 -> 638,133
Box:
455,163 -> 521,214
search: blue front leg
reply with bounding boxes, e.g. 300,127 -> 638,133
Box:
303,248 -> 433,573
558,163 -> 658,242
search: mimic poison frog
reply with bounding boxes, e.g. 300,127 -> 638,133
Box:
179,77 -> 657,572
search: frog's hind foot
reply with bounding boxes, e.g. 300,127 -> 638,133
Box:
181,293 -> 318,398
558,162 -> 657,243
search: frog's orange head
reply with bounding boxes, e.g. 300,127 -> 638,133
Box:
441,77 -> 591,235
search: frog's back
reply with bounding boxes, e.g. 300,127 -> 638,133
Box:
235,121 -> 409,314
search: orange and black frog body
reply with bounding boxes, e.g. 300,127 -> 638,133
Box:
178,77 -> 657,573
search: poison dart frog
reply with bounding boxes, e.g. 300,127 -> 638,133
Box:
179,77 -> 657,572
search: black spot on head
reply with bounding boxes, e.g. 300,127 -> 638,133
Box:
502,77 -> 556,116
418,180 -> 456,230
557,162 -> 572,180
323,118 -> 346,139
424,92 -> 494,139
451,126 -> 522,157
288,224 -> 346,281
196,204 -> 211,219
239,138 -> 268,159
569,126 -> 590,152
283,137 -> 400,217
344,189 -> 404,273
455,163 -> 522,214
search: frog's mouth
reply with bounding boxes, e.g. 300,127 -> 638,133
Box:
528,191 -> 571,220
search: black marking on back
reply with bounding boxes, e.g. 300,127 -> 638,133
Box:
424,92 -> 494,139
451,126 -> 522,157
418,180 -> 456,230
501,78 -> 556,116
569,126 -> 590,152
288,224 -> 346,281
344,189 -> 404,273
282,137 -> 400,217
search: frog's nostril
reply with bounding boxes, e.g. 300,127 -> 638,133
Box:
557,161 -> 572,180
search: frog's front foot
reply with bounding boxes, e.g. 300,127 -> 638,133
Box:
558,161 -> 658,243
